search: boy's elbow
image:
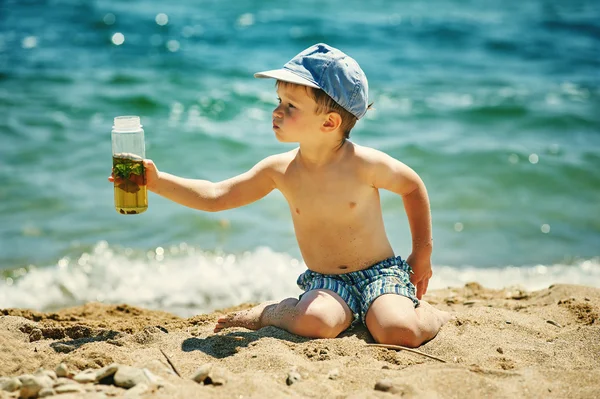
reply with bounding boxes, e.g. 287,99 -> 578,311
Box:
198,182 -> 224,212
403,176 -> 427,198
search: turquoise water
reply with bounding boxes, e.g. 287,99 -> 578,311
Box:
1,0 -> 599,314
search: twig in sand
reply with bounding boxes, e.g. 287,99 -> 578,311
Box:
546,320 -> 562,328
160,348 -> 183,378
366,344 -> 447,363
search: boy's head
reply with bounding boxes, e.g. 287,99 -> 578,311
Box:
255,43 -> 369,140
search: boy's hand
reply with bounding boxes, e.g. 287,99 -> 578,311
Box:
108,159 -> 160,191
406,252 -> 432,300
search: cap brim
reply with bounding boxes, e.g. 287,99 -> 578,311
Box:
254,69 -> 320,89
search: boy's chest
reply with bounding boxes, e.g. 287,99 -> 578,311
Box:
278,168 -> 373,217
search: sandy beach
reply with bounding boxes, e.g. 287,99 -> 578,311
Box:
1,283 -> 599,398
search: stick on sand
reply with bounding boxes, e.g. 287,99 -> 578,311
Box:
160,348 -> 183,377
366,343 -> 447,363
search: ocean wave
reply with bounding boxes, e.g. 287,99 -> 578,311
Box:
98,93 -> 164,112
1,242 -> 598,317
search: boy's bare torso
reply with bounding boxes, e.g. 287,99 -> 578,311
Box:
270,142 -> 395,274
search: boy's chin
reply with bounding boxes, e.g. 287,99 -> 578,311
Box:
273,132 -> 298,143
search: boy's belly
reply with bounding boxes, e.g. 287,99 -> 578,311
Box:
294,223 -> 395,274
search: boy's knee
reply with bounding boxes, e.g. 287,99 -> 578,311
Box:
370,320 -> 423,348
290,300 -> 346,338
290,312 -> 341,338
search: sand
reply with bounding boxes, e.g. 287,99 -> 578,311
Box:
1,283 -> 599,398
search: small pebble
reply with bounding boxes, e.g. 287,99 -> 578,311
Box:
34,369 -> 57,381
327,368 -> 340,380
497,347 -> 504,354
55,384 -> 85,394
0,377 -> 21,392
18,375 -> 44,399
55,364 -> 69,378
286,370 -> 301,386
114,366 -> 148,389
374,379 -> 393,392
191,364 -> 212,384
74,369 -> 97,384
38,387 -> 55,397
95,363 -> 119,381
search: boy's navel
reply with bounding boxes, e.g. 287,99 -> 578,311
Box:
349,202 -> 357,209
296,208 -> 300,214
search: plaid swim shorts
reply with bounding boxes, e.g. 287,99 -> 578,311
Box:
296,256 -> 420,325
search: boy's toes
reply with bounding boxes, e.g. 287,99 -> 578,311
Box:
214,318 -> 231,333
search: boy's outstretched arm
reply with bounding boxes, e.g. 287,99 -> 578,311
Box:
109,157 -> 276,212
367,150 -> 433,299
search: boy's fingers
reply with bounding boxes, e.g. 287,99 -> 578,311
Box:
421,279 -> 429,297
416,279 -> 427,300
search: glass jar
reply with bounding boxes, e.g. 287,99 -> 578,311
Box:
111,116 -> 148,215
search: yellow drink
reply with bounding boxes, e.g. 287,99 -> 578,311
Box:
113,153 -> 147,215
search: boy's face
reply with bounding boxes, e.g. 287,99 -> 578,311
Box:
272,83 -> 325,143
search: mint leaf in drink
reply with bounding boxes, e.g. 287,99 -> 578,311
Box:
130,163 -> 143,176
113,163 -> 130,179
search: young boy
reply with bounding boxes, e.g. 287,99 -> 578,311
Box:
111,43 -> 450,347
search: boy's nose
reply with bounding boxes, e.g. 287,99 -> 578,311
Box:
273,105 -> 284,118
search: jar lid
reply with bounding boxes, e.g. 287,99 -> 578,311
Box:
113,116 -> 142,130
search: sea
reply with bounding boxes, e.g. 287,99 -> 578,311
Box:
1,0 -> 599,316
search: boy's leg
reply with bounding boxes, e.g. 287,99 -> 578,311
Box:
214,289 -> 354,338
365,294 -> 451,348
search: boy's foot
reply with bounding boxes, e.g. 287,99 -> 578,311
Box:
214,301 -> 278,333
418,300 -> 453,325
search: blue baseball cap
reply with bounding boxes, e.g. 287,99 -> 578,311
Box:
254,43 -> 369,119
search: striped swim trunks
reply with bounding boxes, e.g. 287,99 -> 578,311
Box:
297,256 -> 420,325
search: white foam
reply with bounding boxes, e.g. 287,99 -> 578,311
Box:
1,242 -> 598,316
428,260 -> 600,292
0,242 -> 305,317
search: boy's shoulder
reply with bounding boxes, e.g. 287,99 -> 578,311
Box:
257,148 -> 298,173
349,143 -> 413,185
351,142 -> 395,165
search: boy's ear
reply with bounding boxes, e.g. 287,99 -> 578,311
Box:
321,112 -> 342,132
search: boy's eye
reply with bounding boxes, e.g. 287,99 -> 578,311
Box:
276,97 -> 295,109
